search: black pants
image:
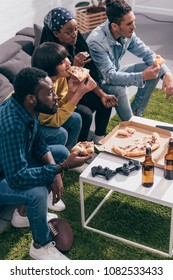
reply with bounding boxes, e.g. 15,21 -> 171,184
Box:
75,91 -> 112,141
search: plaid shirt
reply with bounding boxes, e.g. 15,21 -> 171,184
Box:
0,96 -> 57,189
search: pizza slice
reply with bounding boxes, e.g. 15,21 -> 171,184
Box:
67,66 -> 90,82
153,55 -> 166,66
71,141 -> 94,156
113,132 -> 160,157
117,127 -> 136,137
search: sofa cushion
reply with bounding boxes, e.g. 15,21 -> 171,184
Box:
0,74 -> 13,104
14,35 -> 34,55
0,38 -> 22,64
0,50 -> 31,83
34,24 -> 42,47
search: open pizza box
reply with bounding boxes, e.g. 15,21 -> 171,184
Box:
95,121 -> 172,169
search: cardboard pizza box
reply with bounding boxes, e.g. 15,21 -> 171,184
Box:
95,121 -> 172,169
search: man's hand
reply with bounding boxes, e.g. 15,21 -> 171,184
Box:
66,150 -> 93,169
50,174 -> 64,205
73,51 -> 92,67
162,72 -> 173,99
101,94 -> 118,108
142,65 -> 160,81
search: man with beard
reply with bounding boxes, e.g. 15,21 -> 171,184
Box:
87,0 -> 173,117
0,67 -> 92,259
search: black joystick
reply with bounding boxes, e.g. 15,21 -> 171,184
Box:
91,165 -> 116,180
91,160 -> 141,180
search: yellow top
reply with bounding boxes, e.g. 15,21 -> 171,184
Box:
39,77 -> 75,127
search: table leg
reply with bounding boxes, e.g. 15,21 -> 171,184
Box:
168,208 -> 173,257
79,178 -> 85,227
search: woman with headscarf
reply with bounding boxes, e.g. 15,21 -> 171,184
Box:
40,7 -> 117,144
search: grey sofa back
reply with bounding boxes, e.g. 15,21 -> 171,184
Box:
0,27 -> 35,104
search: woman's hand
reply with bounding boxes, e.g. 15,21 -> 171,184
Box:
73,51 -> 92,67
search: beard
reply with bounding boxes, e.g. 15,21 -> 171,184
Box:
34,97 -> 57,115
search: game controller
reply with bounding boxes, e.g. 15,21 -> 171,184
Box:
116,159 -> 141,176
91,160 -> 141,180
91,165 -> 116,180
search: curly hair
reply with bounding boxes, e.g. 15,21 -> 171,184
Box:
13,67 -> 47,105
105,0 -> 132,25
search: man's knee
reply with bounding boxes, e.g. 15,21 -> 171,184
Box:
48,145 -> 70,163
71,112 -> 82,129
101,84 -> 127,98
55,127 -> 68,145
27,186 -> 48,206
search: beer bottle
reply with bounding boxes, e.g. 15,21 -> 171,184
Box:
142,143 -> 154,187
164,138 -> 173,180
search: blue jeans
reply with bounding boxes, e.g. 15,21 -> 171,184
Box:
128,63 -> 160,116
101,82 -> 133,121
62,112 -> 82,150
0,145 -> 70,246
101,63 -> 161,119
40,112 -> 82,150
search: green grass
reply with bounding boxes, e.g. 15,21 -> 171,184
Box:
1,89 -> 173,260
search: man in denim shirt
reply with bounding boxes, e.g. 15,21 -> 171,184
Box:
0,67 -> 91,259
87,0 -> 173,117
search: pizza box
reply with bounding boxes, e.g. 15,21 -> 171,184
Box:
95,121 -> 172,169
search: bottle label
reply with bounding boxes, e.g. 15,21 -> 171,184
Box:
143,166 -> 154,172
143,170 -> 154,181
164,160 -> 173,170
142,166 -> 154,185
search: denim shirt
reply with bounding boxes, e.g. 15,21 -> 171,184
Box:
87,20 -> 169,87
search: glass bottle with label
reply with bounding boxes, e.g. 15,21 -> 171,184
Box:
142,143 -> 154,187
164,138 -> 173,180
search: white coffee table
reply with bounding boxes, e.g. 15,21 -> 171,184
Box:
79,117 -> 173,257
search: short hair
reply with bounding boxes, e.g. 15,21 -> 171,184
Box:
13,67 -> 47,104
31,42 -> 68,77
106,0 -> 132,25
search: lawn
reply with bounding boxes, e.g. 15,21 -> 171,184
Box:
0,89 -> 173,260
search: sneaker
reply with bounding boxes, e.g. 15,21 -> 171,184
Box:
29,240 -> 69,260
92,134 -> 104,145
70,163 -> 88,174
11,208 -> 57,228
48,193 -> 66,212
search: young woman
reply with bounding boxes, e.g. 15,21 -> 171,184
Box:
40,7 -> 117,144
32,42 -> 96,150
